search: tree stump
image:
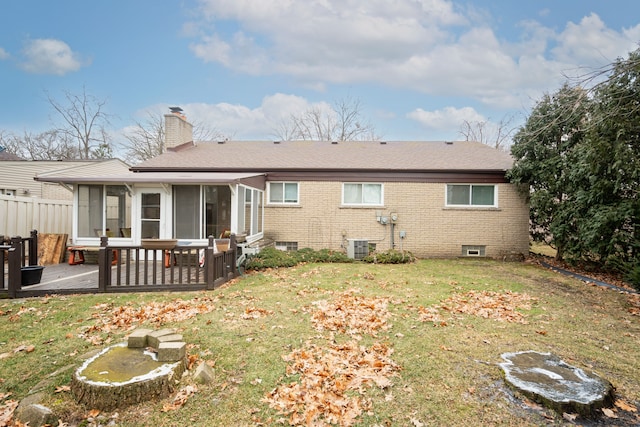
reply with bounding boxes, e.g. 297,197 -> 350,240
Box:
500,351 -> 615,416
71,343 -> 186,411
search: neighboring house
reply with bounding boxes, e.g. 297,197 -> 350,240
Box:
0,160 -> 98,199
0,146 -> 22,161
0,158 -> 130,237
36,111 -> 529,259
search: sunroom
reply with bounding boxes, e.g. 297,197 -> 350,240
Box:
35,163 -> 266,248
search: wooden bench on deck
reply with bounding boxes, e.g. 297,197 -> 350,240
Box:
68,246 -> 118,265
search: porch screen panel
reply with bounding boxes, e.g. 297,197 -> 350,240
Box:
243,188 -> 252,235
250,189 -> 261,235
106,186 -> 131,236
204,185 -> 231,238
173,186 -> 200,239
78,185 -> 103,237
236,186 -> 246,236
256,190 -> 263,233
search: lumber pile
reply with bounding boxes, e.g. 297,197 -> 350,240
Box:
37,233 -> 68,265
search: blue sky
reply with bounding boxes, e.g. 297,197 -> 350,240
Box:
1,0 -> 640,148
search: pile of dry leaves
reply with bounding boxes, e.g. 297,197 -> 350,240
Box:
0,393 -> 18,427
263,289 -> 401,426
418,290 -> 536,325
310,289 -> 392,337
80,297 -> 219,344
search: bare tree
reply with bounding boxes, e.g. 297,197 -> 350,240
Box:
2,130 -> 80,160
47,87 -> 112,159
192,118 -> 227,142
122,113 -> 166,164
459,114 -> 518,150
273,97 -> 379,141
122,111 -> 226,163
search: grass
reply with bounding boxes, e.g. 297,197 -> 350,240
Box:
1,259 -> 639,426
529,241 -> 557,258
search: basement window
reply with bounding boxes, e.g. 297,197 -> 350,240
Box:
275,241 -> 298,251
462,245 -> 485,257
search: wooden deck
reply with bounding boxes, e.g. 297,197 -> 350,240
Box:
1,234 -> 239,298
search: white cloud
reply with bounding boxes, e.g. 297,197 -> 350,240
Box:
552,13 -> 640,67
20,38 -> 86,75
187,1 -> 640,111
157,94 -> 324,139
0,47 -> 9,60
407,106 -> 484,131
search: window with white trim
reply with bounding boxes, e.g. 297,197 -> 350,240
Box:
446,184 -> 497,207
269,182 -> 299,204
78,185 -> 131,238
343,183 -> 383,206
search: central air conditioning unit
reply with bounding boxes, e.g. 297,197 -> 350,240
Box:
347,239 -> 369,260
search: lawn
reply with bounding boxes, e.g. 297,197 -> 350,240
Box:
1,259 -> 639,426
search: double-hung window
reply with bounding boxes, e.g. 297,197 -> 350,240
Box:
269,182 -> 299,204
446,184 -> 497,207
343,183 -> 383,206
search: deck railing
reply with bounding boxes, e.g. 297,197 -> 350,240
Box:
1,230 -> 38,268
1,230 -> 38,296
97,235 -> 238,292
3,231 -> 239,298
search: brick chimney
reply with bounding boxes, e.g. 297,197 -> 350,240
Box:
164,107 -> 193,152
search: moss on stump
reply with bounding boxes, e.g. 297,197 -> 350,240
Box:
71,343 -> 186,411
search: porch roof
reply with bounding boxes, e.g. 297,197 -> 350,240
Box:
35,170 -> 266,189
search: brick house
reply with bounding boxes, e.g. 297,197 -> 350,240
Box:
36,111 -> 529,259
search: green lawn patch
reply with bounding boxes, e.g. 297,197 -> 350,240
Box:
1,259 -> 639,426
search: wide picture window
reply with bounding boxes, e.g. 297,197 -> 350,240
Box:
269,182 -> 299,204
343,183 -> 383,206
446,184 -> 496,207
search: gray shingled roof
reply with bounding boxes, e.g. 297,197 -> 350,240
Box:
133,140 -> 513,172
0,149 -> 22,161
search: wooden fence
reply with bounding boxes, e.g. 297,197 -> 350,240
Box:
0,195 -> 72,237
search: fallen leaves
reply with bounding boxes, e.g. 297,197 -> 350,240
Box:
0,393 -> 18,427
54,385 -> 71,393
440,290 -> 536,323
615,399 -> 637,412
81,297 -> 220,343
416,306 -> 447,326
264,341 -> 400,426
162,385 -> 198,412
264,288 -> 400,426
0,344 -> 36,360
418,290 -> 536,325
310,289 -> 392,336
241,307 -> 275,320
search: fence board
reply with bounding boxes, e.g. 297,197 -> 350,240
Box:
0,195 -> 72,237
